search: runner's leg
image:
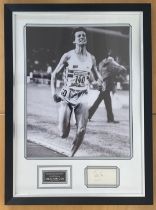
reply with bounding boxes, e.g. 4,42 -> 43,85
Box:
71,103 -> 88,156
58,101 -> 72,138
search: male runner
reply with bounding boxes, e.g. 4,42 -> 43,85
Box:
51,27 -> 102,157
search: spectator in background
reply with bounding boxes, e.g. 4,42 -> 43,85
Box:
46,63 -> 52,85
89,50 -> 127,123
47,63 -> 52,74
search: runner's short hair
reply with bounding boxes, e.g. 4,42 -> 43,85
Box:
72,27 -> 87,41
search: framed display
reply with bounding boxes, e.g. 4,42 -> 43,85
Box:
5,4 -> 153,205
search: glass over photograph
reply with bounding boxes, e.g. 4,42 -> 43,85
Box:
26,25 -> 131,158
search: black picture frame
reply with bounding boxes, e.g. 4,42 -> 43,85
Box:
4,3 -> 153,205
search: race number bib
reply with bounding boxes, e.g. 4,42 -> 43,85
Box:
73,71 -> 88,87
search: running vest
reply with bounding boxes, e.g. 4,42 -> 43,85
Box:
64,50 -> 93,90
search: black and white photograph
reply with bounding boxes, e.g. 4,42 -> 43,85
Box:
26,25 -> 131,158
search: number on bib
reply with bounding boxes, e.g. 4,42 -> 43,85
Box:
61,89 -> 67,97
75,75 -> 85,86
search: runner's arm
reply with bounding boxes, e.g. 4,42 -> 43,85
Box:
51,53 -> 69,98
91,55 -> 103,82
91,55 -> 106,91
99,58 -> 107,73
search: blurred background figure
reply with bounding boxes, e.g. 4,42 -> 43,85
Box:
89,49 -> 127,123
